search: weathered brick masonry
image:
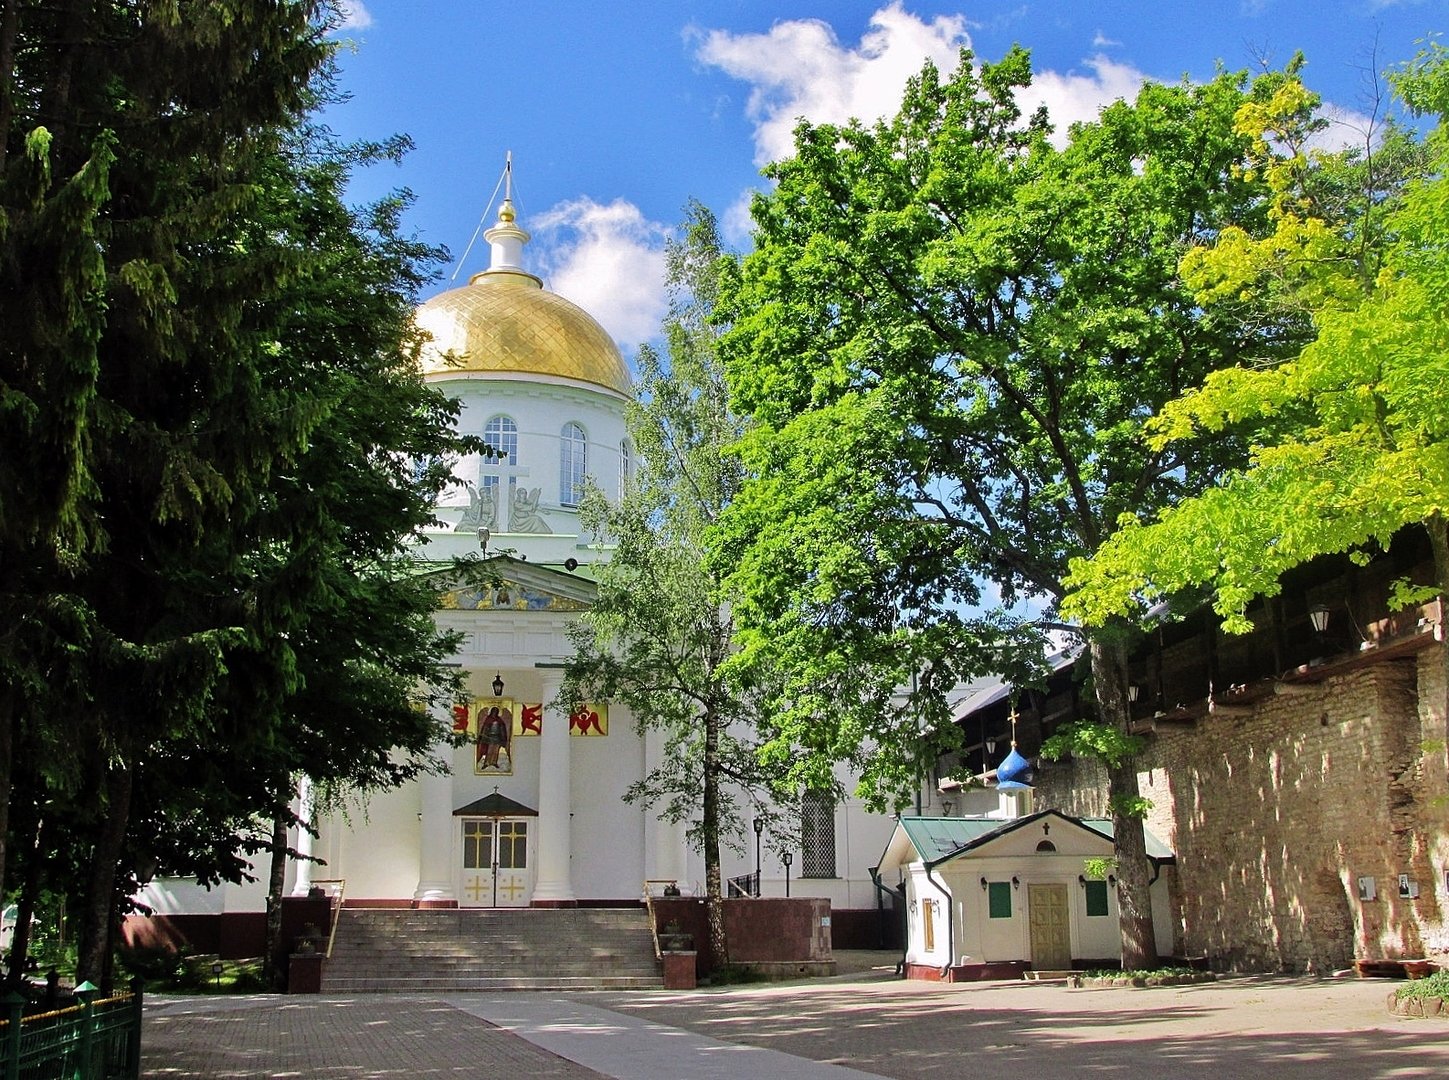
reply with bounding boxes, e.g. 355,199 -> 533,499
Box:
1036,645 -> 1449,972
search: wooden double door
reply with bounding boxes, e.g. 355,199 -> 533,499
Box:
1028,883 -> 1072,969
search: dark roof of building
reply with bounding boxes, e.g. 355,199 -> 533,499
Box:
453,792 -> 538,817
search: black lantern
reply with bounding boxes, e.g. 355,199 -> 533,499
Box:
782,850 -> 792,898
752,817 -> 764,895
492,672 -> 505,697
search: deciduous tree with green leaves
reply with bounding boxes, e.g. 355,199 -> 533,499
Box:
715,47 -> 1290,969
1065,49 -> 1448,632
566,204 -> 783,966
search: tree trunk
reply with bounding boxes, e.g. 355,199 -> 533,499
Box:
702,706 -> 728,967
264,805 -> 289,991
0,684 -> 14,919
37,0 -> 90,166
1088,635 -> 1158,971
0,0 -> 19,177
5,815 -> 45,986
75,762 -> 133,986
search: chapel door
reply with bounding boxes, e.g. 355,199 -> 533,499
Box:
1028,884 -> 1072,970
459,818 -> 532,907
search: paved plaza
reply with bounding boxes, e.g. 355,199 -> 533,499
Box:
143,963 -> 1449,1079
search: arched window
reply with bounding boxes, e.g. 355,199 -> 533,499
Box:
483,415 -> 518,466
1035,840 -> 1056,852
560,422 -> 587,506
479,415 -> 518,516
619,439 -> 633,492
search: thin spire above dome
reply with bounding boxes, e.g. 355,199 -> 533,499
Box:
475,152 -> 542,288
417,152 -> 632,396
995,705 -> 1034,789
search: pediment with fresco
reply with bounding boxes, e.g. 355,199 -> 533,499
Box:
432,555 -> 595,613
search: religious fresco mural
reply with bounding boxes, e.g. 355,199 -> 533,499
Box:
514,703 -> 543,737
438,581 -> 589,612
570,703 -> 608,736
467,698 -> 514,775
452,699 -> 607,753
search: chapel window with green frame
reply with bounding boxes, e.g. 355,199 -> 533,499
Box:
988,881 -> 1012,919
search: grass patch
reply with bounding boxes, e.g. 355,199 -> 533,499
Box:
1082,966 -> 1199,979
705,963 -> 766,986
118,947 -> 270,994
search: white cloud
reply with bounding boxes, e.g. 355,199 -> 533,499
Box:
1022,55 -> 1153,144
335,2 -> 373,30
1092,30 -> 1122,48
696,5 -> 1155,160
693,2 -> 970,165
532,198 -> 668,350
722,188 -> 760,249
1310,102 -> 1379,153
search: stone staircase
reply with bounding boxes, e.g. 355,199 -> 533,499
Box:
319,907 -> 665,992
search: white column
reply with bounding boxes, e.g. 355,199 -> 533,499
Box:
414,735 -> 456,905
290,775 -> 316,896
531,668 -> 576,905
644,723 -> 687,887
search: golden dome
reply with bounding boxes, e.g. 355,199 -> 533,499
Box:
417,272 -> 632,397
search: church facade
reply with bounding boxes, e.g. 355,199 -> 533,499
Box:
135,196 -> 899,942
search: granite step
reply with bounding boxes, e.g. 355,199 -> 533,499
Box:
319,907 -> 665,992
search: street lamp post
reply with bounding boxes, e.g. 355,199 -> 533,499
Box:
782,851 -> 792,898
752,817 -> 763,897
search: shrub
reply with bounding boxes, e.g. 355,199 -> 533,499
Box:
1396,969 -> 1449,1001
117,942 -> 193,984
706,964 -> 765,986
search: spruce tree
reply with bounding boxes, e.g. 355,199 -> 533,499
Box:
2,2 -> 472,983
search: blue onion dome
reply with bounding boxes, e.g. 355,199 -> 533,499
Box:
996,745 -> 1034,790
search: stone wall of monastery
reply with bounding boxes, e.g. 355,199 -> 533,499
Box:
1035,646 -> 1449,972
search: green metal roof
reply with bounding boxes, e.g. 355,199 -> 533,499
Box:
899,817 -> 1010,861
1078,817 -> 1175,861
898,809 -> 1175,868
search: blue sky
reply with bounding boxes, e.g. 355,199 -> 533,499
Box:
325,1 -> 1441,349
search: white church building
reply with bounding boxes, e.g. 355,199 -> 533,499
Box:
136,193 -> 902,939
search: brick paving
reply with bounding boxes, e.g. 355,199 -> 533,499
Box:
592,972 -> 1449,1080
143,996 -> 608,1078
141,968 -> 1449,1080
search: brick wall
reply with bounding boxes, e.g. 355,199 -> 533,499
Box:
651,897 -> 832,977
1035,646 -> 1449,972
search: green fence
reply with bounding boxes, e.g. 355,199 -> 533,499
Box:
0,979 -> 142,1080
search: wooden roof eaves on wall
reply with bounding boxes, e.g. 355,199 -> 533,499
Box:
1130,607 -> 1441,734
